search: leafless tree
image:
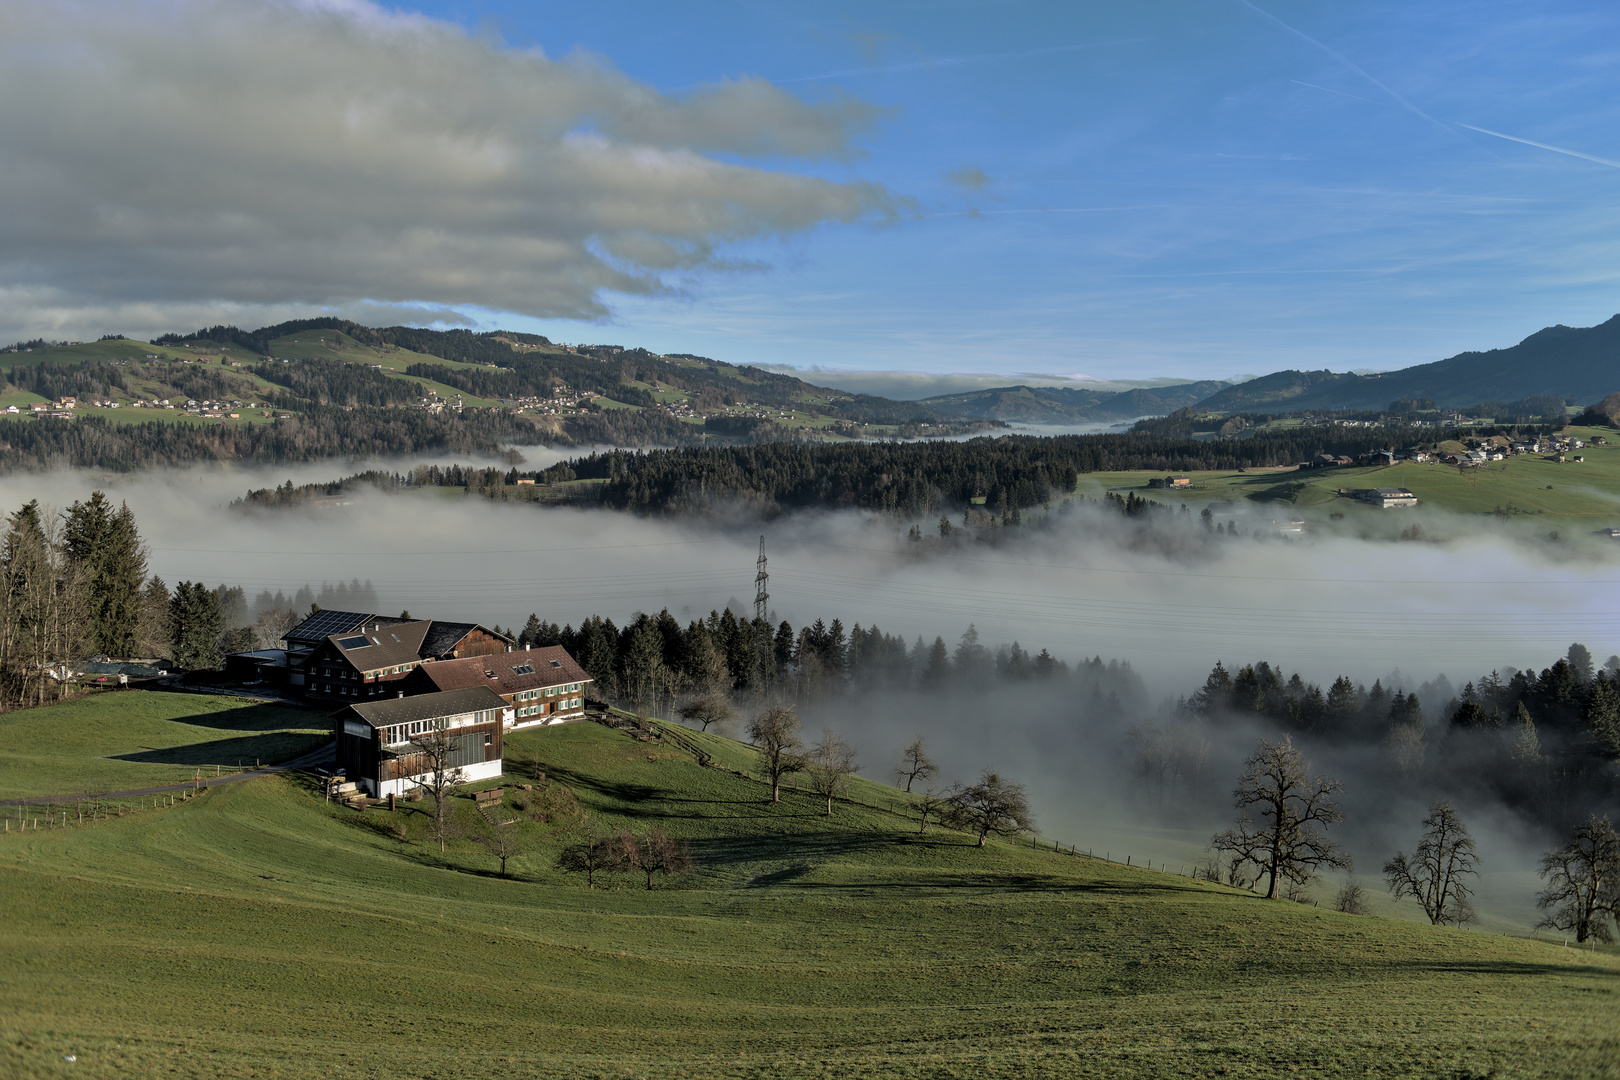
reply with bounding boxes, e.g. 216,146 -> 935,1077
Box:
678,692 -> 736,733
407,716 -> 467,853
1384,801 -> 1479,925
806,729 -> 859,815
1536,815 -> 1620,943
895,735 -> 937,793
475,802 -> 527,878
947,771 -> 1035,847
914,787 -> 947,835
555,823 -> 622,888
1211,738 -> 1348,900
746,704 -> 804,803
623,826 -> 697,890
1387,722 -> 1426,776
1130,720 -> 1209,806
1334,879 -> 1369,915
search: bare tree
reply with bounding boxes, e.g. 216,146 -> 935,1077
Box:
1334,879 -> 1369,915
1536,815 -> 1620,943
746,704 -> 804,803
407,716 -> 467,853
947,771 -> 1035,847
556,824 -> 622,888
623,826 -> 697,890
895,736 -> 937,793
678,692 -> 736,733
1130,721 -> 1208,806
1383,801 -> 1479,926
1211,738 -> 1348,900
914,787 -> 947,835
475,802 -> 527,878
806,729 -> 859,815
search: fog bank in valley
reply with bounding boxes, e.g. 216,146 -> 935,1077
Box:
6,461 -> 1615,927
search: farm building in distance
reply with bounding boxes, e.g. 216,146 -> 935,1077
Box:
338,687 -> 508,797
1356,488 -> 1419,508
1147,475 -> 1192,489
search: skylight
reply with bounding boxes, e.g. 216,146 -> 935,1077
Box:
336,635 -> 371,650
510,663 -> 535,675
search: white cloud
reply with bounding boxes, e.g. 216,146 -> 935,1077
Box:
0,0 -> 895,341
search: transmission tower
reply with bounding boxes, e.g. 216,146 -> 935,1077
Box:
754,535 -> 770,623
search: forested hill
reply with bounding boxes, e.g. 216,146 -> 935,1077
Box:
0,318 -> 990,458
919,381 -> 1228,423
568,425 -> 1425,516
1195,315 -> 1620,413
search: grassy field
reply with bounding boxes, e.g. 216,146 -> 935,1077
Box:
1074,425 -> 1620,529
1,709 -> 1617,1079
0,690 -> 327,799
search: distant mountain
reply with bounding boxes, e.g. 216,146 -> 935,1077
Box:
1195,316 -> 1620,413
919,381 -> 1228,424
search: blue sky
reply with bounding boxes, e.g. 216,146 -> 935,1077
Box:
427,0 -> 1620,381
7,0 -> 1620,385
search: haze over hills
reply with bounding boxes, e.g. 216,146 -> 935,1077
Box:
1192,315 -> 1620,414
917,381 -> 1229,424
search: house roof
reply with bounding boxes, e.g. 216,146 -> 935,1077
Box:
326,621 -> 431,671
420,620 -> 513,659
1369,488 -> 1415,498
348,686 -> 509,729
412,646 -> 591,697
286,610 -> 409,644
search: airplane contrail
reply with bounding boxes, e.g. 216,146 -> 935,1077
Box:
1237,0 -> 1454,139
1458,124 -> 1620,170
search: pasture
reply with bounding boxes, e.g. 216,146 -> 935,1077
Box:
1,711 -> 1616,1078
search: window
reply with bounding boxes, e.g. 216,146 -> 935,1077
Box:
484,733 -> 493,745
511,663 -> 535,675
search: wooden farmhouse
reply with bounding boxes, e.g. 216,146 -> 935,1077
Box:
401,646 -> 591,728
338,686 -> 508,797
286,613 -> 514,704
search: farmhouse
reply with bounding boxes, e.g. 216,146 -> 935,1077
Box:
337,687 -> 507,797
1357,488 -> 1418,508
1147,475 -> 1192,489
402,646 -> 591,727
281,610 -> 514,701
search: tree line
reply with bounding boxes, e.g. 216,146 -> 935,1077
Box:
551,425 -> 1427,517
0,407 -> 539,473
511,608 -> 1147,719
1184,645 -> 1620,836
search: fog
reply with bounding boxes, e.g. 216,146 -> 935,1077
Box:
7,459 -> 1616,928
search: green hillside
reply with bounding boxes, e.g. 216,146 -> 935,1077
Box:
1194,315 -> 1620,413
2,696 -> 1616,1079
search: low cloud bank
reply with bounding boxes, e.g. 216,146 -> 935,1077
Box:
2,462 -> 1612,925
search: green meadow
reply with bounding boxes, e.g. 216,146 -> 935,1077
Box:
1074,425 -> 1620,531
0,691 -> 326,799
2,696 -> 1617,1079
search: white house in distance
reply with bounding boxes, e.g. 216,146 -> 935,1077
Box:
337,686 -> 509,797
1357,488 -> 1419,509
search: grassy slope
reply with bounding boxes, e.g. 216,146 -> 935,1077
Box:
1,714 -> 1616,1079
1075,426 -> 1620,527
0,691 -> 327,798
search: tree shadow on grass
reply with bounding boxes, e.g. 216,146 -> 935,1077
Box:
137,696 -> 321,733
112,732 -> 325,766
1407,958 -> 1620,980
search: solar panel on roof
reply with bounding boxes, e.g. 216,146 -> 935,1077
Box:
288,610 -> 372,641
336,635 -> 372,650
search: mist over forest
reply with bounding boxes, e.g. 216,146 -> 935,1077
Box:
3,457 -> 1615,926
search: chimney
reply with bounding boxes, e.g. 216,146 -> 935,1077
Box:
397,691 -> 404,698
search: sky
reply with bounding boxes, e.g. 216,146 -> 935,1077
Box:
6,0 -> 1620,384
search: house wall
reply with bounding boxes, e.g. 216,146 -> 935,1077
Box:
446,629 -> 508,659
357,717 -> 504,797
